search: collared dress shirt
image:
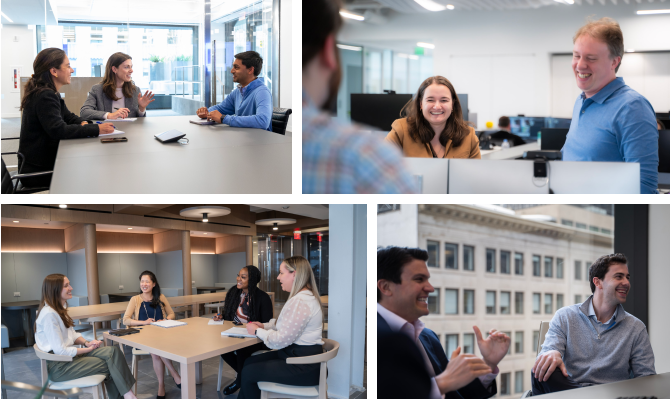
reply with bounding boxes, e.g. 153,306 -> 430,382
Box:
35,304 -> 82,357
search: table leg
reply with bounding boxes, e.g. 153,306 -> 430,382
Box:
181,362 -> 196,399
23,309 -> 35,347
195,361 -> 202,384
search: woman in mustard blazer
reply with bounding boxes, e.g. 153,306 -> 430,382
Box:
385,76 -> 480,159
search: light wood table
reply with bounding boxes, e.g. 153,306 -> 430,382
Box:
103,318 -> 260,399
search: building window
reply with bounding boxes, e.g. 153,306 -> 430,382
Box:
515,371 -> 524,393
515,331 -> 524,354
377,204 -> 400,213
589,225 -> 600,232
556,258 -> 564,279
561,219 -> 573,227
601,228 -> 612,235
486,291 -> 496,314
463,333 -> 475,354
575,260 -> 582,280
576,222 -> 587,229
533,293 -> 541,314
501,251 -> 511,274
585,261 -> 592,279
501,372 -> 511,395
486,248 -> 496,273
427,240 -> 439,268
445,334 -> 458,359
533,255 -> 541,276
514,252 -> 523,275
544,256 -> 553,278
545,293 -> 553,314
533,330 -> 539,353
463,245 -> 474,271
428,289 -> 440,314
515,292 -> 524,314
445,242 -> 458,269
445,289 -> 458,315
575,294 -> 582,304
500,291 -> 511,314
464,289 -> 475,314
503,332 -> 512,354
557,293 -> 564,310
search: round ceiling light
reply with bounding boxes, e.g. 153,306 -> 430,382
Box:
180,206 -> 232,221
255,218 -> 297,229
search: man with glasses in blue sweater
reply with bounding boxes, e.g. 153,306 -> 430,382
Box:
531,253 -> 655,395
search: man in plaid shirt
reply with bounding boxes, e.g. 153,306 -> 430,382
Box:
302,0 -> 417,194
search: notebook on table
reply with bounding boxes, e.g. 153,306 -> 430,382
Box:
190,118 -> 216,125
151,320 -> 187,328
221,327 -> 256,338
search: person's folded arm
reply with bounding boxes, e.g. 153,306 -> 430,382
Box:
221,91 -> 272,130
629,326 -> 656,377
208,92 -> 236,115
255,299 -> 310,349
262,319 -> 277,330
616,99 -> 659,194
36,93 -> 99,140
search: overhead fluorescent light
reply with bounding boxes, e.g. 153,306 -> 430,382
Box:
553,0 -> 574,4
637,9 -> 670,15
1,11 -> 14,23
626,49 -> 635,53
398,53 -> 420,60
340,10 -> 365,21
446,4 -> 455,10
414,0 -> 446,12
417,42 -> 435,49
337,44 -> 363,51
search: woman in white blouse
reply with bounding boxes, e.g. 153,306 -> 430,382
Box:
35,274 -> 138,399
239,255 -> 324,399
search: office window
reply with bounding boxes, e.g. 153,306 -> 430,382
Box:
545,293 -> 553,314
601,228 -> 612,235
515,292 -> 524,314
561,219 -> 573,227
556,258 -> 564,279
515,331 -> 524,354
500,251 -> 511,274
501,373 -> 510,395
463,333 -> 474,354
445,289 -> 458,314
486,248 -> 496,273
503,332 -> 512,354
464,245 -> 474,271
427,240 -> 439,268
533,255 -> 541,276
486,291 -> 496,314
514,252 -> 523,275
428,289 -> 440,314
575,294 -> 582,304
515,371 -> 524,393
557,293 -> 564,310
533,330 -> 539,353
589,225 -> 600,232
464,289 -> 475,314
544,256 -> 553,278
500,291 -> 510,314
575,260 -> 582,280
576,222 -> 587,230
533,293 -> 541,314
445,334 -> 458,359
444,243 -> 458,269
586,261 -> 592,280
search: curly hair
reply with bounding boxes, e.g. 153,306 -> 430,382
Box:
222,265 -> 262,321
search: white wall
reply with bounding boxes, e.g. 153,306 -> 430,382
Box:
340,4 -> 670,129
280,0 -> 292,131
648,205 -> 670,374
1,25 -> 36,118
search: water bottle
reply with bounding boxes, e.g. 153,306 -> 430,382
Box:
501,139 -> 510,149
537,131 -> 542,148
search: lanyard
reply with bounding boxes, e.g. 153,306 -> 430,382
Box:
142,301 -> 157,321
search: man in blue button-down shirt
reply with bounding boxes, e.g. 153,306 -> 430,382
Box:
561,18 -> 659,194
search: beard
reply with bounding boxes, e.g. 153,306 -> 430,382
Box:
321,49 -> 342,113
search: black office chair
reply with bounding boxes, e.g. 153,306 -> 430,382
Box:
480,130 -> 526,147
271,107 -> 292,135
1,137 -> 52,194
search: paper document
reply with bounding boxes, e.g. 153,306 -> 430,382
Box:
221,327 -> 256,338
208,319 -> 224,325
151,320 -> 187,328
100,129 -> 126,137
105,118 -> 137,122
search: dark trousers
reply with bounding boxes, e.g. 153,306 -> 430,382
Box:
237,344 -> 323,399
531,370 -> 582,396
220,342 -> 269,385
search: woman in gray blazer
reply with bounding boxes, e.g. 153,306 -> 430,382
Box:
80,52 -> 155,120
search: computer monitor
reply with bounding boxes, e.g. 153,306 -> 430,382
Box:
656,112 -> 669,119
350,94 -> 412,131
659,130 -> 670,174
540,128 -> 569,151
545,117 -> 572,129
508,117 -> 545,139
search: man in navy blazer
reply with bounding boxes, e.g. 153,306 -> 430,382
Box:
378,246 -> 511,399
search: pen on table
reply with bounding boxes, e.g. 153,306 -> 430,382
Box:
95,121 -> 115,128
226,335 -> 247,339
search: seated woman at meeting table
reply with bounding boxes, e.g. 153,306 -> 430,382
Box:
386,75 -> 481,159
211,265 -> 274,395
35,274 -> 138,399
80,52 -> 155,120
18,48 -> 114,188
239,256 -> 325,399
122,271 -> 181,398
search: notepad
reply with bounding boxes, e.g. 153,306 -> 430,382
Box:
105,118 -> 137,122
189,118 -> 216,125
101,129 -> 126,136
208,319 -> 224,325
221,327 -> 255,338
151,320 -> 187,328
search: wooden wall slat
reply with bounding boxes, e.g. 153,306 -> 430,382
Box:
1,227 -> 64,252
153,230 -> 182,253
64,224 -> 85,252
191,237 -> 216,254
216,235 -> 247,254
96,232 -> 154,253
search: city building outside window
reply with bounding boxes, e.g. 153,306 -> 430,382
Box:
428,289 -> 440,314
532,330 -> 539,353
445,334 -> 458,359
464,245 -> 475,271
486,248 -> 496,273
514,252 -> 523,275
557,258 -> 564,279
561,219 -> 573,226
515,371 -> 524,393
515,331 -> 524,354
486,291 -> 496,314
576,222 -> 587,229
575,260 -> 582,280
545,293 -> 553,314
501,291 -> 511,314
463,333 -> 475,354
464,289 -> 475,314
544,256 -> 553,278
445,289 -> 458,315
503,332 -> 512,354
501,250 -> 511,274
445,242 -> 458,269
533,293 -> 541,314
501,372 -> 510,395
586,261 -> 592,279
557,293 -> 564,310
575,294 -> 582,304
515,292 -> 524,314
589,225 -> 600,232
533,255 -> 541,276
427,240 -> 439,268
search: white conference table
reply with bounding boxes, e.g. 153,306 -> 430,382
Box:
540,372 -> 670,398
103,318 -> 260,399
49,116 -> 291,193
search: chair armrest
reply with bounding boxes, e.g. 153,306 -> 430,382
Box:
1,137 -> 20,141
11,170 -> 53,180
286,348 -> 338,364
1,152 -> 18,156
1,380 -> 86,398
33,344 -> 73,362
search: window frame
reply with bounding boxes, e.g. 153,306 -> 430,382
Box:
444,242 -> 459,270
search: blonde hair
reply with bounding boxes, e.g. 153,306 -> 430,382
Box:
282,256 -> 323,316
573,17 -> 624,72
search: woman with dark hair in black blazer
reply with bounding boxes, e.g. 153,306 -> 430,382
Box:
212,265 -> 273,395
18,48 -> 114,188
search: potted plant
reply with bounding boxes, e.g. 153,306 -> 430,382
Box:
149,54 -> 169,81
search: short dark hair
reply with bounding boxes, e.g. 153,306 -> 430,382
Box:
499,116 -> 510,128
234,51 -> 263,76
303,0 -> 343,68
588,253 -> 628,293
377,246 -> 429,301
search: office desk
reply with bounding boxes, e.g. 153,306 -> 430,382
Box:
49,116 -> 291,193
481,142 -> 539,160
541,372 -> 670,398
195,287 -> 226,294
1,300 -> 40,346
103,318 -> 260,399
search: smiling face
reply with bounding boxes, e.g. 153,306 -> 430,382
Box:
61,277 -> 73,304
237,267 -> 249,291
277,262 -> 295,293
381,258 -> 434,323
51,55 -> 74,87
231,58 -> 253,85
594,263 -> 630,307
572,34 -> 619,98
140,275 -> 156,295
112,58 -> 133,84
421,83 -> 453,129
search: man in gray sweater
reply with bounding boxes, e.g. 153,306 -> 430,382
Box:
531,253 -> 655,395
